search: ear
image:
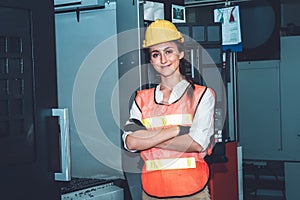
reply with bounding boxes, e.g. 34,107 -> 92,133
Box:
179,51 -> 184,59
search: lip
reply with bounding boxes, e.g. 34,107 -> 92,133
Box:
160,64 -> 171,69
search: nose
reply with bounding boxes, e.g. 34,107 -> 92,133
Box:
160,53 -> 167,64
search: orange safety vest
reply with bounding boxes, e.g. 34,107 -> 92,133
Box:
135,84 -> 213,198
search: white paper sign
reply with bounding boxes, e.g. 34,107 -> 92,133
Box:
214,6 -> 242,45
144,1 -> 164,21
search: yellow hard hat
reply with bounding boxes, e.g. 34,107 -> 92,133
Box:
143,19 -> 184,48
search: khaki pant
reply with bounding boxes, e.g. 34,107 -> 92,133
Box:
142,186 -> 210,200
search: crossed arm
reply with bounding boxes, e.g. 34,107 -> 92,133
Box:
123,88 -> 215,153
124,120 -> 203,153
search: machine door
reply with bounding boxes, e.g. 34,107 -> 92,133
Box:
0,0 -> 60,199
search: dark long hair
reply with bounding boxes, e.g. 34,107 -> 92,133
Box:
175,41 -> 203,90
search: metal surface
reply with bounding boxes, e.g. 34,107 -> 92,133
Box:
55,2 -> 124,178
54,0 -> 105,11
184,0 -> 251,7
52,108 -> 71,181
284,162 -> 300,200
116,1 -> 145,199
237,60 -> 282,160
280,36 -> 300,161
231,52 -> 239,142
237,145 -> 243,200
61,183 -> 124,200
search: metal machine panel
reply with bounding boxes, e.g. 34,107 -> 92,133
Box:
55,2 -> 124,179
116,1 -> 144,200
280,36 -> 300,161
237,61 -> 282,160
54,0 -> 105,11
238,37 -> 300,161
284,162 -> 300,200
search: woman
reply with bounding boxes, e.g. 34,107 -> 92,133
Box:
122,19 -> 216,200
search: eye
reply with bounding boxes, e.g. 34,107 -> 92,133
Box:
166,49 -> 174,55
151,53 -> 160,58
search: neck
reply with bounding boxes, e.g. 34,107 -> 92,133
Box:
160,74 -> 183,90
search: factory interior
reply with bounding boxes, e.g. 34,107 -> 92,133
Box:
0,0 -> 299,199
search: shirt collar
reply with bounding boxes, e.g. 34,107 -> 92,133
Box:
155,79 -> 190,104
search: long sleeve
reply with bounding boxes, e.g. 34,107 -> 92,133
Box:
122,100 -> 142,152
188,88 -> 215,151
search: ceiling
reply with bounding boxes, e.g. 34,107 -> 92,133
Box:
184,0 -> 300,5
184,0 -> 250,7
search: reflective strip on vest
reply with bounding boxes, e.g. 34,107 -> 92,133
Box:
142,114 -> 192,129
145,157 -> 196,171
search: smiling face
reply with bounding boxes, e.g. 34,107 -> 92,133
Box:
149,41 -> 184,78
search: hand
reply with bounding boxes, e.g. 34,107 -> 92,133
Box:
178,125 -> 191,136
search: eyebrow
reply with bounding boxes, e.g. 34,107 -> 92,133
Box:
150,46 -> 175,54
